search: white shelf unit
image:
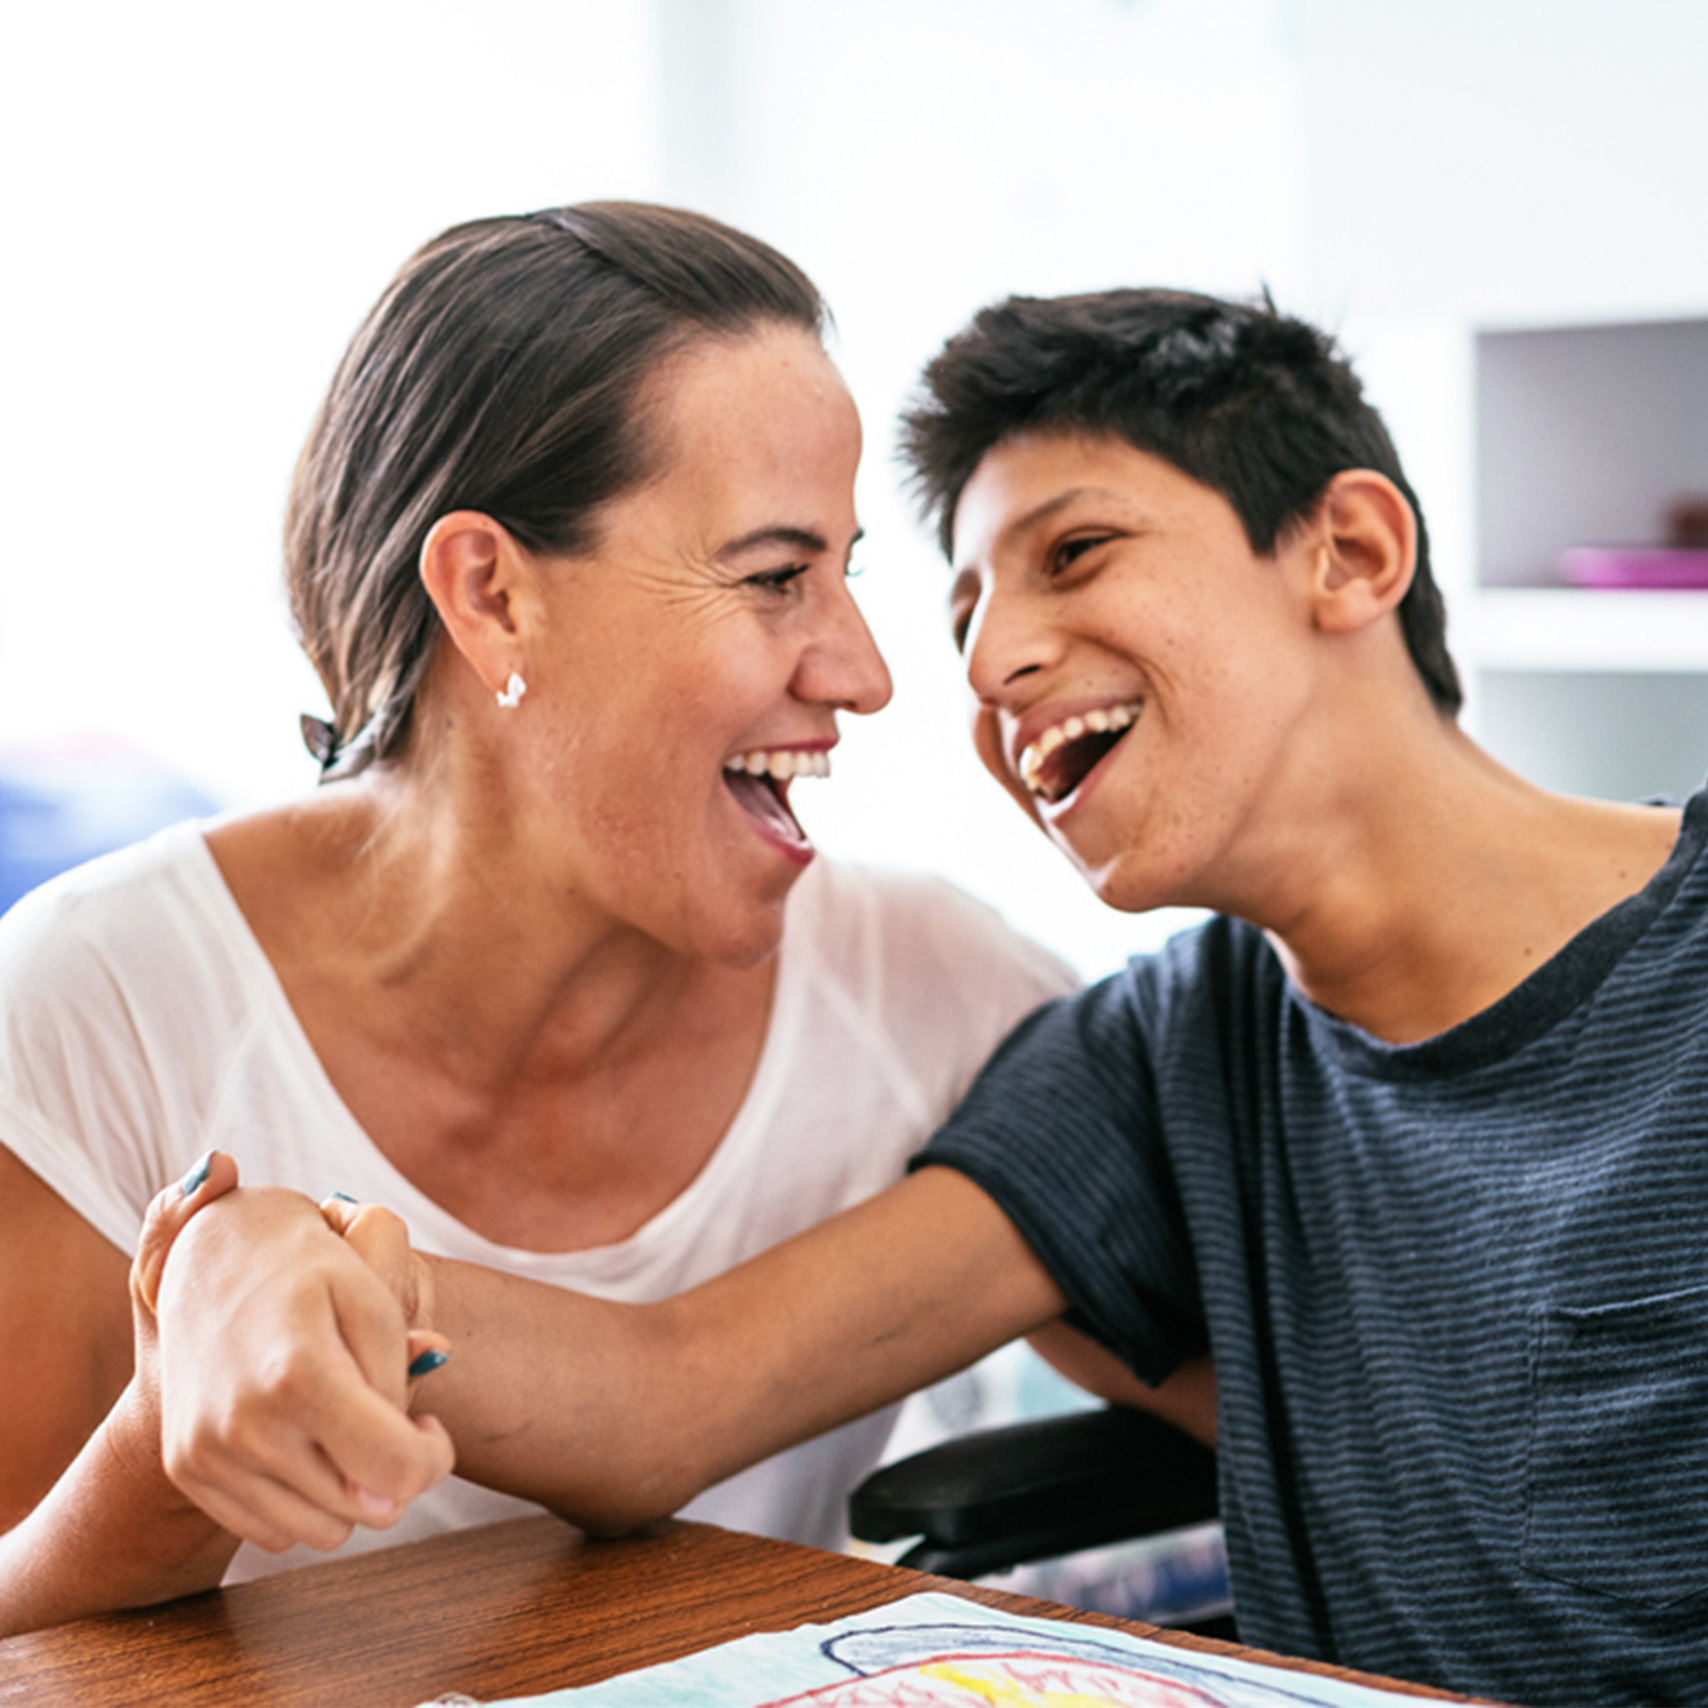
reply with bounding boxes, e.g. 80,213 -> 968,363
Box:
1464,317 -> 1708,803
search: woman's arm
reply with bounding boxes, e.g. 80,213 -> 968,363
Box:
155,1165 -> 1068,1547
0,1152 -> 454,1638
0,1152 -> 239,1637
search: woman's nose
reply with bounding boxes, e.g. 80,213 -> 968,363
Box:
799,578 -> 893,715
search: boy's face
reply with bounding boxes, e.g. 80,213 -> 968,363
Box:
948,430 -> 1325,916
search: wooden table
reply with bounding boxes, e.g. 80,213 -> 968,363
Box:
0,1517 -> 1475,1706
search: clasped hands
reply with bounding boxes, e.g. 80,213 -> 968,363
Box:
133,1153 -> 457,1555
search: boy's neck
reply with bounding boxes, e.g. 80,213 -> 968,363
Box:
1256,724 -> 1683,1045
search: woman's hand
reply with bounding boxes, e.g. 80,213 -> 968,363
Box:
110,1149 -> 244,1511
316,1192 -> 451,1388
132,1148 -> 241,1318
154,1181 -> 455,1555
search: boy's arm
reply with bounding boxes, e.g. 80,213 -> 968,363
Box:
430,1165 -> 1068,1530
1027,1321 -> 1218,1449
158,1165 -> 1067,1546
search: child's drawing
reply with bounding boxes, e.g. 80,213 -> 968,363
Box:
762,1620 -> 1358,1708
508,1591 -> 1450,1708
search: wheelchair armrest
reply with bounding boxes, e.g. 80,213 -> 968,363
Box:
849,1405 -> 1218,1580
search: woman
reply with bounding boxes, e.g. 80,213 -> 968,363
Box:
0,203 -> 1074,1633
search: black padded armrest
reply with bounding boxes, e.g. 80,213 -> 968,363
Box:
849,1406 -> 1218,1579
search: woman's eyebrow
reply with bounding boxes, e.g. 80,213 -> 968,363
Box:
717,525 -> 831,559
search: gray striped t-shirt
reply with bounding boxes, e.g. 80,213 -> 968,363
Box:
921,788 -> 1708,1706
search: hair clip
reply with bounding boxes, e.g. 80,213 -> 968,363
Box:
300,713 -> 339,770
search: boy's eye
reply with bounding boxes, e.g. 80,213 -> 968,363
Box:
1051,534 -> 1108,575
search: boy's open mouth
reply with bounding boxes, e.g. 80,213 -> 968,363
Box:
723,748 -> 830,852
1018,702 -> 1140,806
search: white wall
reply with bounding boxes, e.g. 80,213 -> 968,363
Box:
1295,0 -> 1708,800
0,0 -> 663,809
1298,0 -> 1708,327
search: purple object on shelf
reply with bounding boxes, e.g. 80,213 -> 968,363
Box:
1560,547 -> 1708,590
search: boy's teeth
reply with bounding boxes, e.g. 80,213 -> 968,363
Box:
1017,702 -> 1140,796
724,749 -> 831,780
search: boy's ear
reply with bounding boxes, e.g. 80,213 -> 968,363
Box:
1307,469 -> 1417,634
419,511 -> 532,694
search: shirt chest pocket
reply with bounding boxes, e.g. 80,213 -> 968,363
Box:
1523,1284 -> 1708,1609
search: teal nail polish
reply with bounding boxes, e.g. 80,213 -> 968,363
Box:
179,1152 -> 213,1196
329,1191 -> 359,1204
408,1349 -> 449,1379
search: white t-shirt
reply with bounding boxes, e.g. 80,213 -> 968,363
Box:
0,823 -> 1075,1573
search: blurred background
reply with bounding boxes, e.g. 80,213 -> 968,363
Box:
3,0 -> 1707,978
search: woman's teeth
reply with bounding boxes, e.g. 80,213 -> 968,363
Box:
724,749 -> 831,780
723,748 -> 824,855
1018,702 -> 1140,801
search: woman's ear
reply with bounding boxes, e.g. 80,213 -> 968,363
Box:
418,511 -> 531,694
1307,469 -> 1417,635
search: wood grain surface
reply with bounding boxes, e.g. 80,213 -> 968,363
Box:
0,1517 -> 1484,1707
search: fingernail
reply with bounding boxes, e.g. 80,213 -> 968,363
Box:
407,1349 -> 450,1379
179,1152 -> 214,1196
350,1484 -> 397,1522
328,1191 -> 359,1204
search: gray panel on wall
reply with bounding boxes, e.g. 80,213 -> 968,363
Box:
1476,320 -> 1708,586
1475,669 -> 1708,803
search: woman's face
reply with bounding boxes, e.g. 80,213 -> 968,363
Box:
509,323 -> 891,966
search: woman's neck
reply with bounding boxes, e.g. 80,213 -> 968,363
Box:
203,781 -> 780,1250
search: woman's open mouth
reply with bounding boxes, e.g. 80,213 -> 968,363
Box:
723,748 -> 830,860
1017,702 -> 1140,806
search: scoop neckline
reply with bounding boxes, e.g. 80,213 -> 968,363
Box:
180,824 -> 806,1266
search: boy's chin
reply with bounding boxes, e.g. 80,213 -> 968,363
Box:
1057,836 -> 1182,917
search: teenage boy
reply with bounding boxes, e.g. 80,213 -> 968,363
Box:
139,290 -> 1708,1707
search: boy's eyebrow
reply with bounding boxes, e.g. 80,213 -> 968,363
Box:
955,486 -> 1130,573
1011,489 -> 1097,536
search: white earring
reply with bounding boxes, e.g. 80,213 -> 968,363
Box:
496,671 -> 527,709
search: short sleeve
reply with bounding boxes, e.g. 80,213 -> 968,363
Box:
789,861 -> 1079,1136
0,829 -> 226,1252
914,970 -> 1206,1386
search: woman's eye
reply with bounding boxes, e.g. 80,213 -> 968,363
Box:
746,564 -> 809,593
949,601 -> 975,654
